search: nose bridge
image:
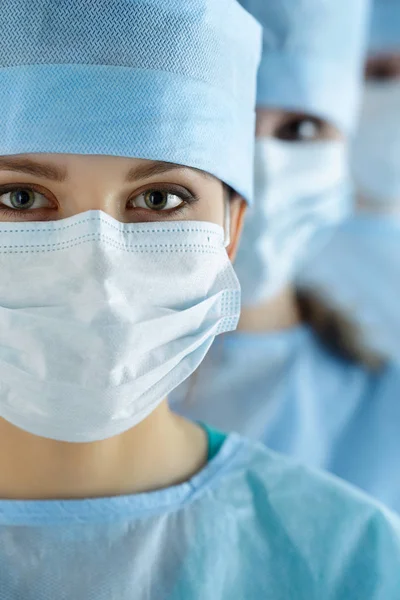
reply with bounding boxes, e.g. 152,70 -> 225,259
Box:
61,177 -> 124,220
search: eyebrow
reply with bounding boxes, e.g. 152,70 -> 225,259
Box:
0,156 -> 215,184
0,157 -> 67,182
126,161 -> 215,183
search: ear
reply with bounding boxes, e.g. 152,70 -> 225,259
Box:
226,194 -> 247,262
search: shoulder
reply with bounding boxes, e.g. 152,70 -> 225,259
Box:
217,435 -> 400,594
219,434 -> 399,524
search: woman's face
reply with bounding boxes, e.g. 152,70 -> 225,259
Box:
0,153 -> 245,255
0,154 -> 245,256
0,153 -> 223,223
255,109 -> 343,142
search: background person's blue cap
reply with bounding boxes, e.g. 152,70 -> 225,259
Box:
0,0 -> 262,204
240,0 -> 371,134
369,0 -> 400,53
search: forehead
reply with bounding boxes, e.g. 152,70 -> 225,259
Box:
0,154 -> 219,185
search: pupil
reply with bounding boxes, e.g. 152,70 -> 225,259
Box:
147,191 -> 167,209
11,189 -> 33,209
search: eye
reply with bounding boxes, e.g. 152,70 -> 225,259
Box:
365,57 -> 400,82
0,187 -> 51,211
130,189 -> 186,211
366,64 -> 397,81
275,117 -> 323,142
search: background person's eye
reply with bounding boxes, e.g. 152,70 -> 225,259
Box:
130,189 -> 186,211
366,64 -> 396,81
365,56 -> 400,82
275,117 -> 323,142
0,187 -> 51,211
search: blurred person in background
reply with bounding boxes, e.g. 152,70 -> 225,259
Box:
171,0 -> 400,515
299,0 -> 400,362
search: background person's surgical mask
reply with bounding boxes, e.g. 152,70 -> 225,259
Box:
297,212 -> 400,363
234,138 -> 351,305
351,80 -> 400,207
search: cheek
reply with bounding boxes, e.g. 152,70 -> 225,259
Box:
325,127 -> 344,142
191,191 -> 225,226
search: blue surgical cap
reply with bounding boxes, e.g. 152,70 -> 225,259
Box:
369,0 -> 400,53
0,1 -> 261,204
240,0 -> 371,134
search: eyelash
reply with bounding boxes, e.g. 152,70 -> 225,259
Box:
0,184 -> 199,220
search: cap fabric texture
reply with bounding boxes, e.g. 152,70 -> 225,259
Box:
240,0 -> 371,133
0,0 -> 262,203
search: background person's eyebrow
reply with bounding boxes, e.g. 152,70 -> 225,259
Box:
0,157 -> 67,182
126,161 -> 215,182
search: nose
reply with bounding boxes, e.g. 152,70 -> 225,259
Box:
59,192 -> 125,221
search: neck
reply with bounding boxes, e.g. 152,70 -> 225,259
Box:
238,286 -> 301,333
0,402 -> 207,500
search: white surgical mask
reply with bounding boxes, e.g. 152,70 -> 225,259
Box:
298,213 -> 400,364
235,138 -> 350,305
351,81 -> 400,207
0,210 -> 239,442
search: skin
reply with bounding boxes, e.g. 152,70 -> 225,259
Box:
358,52 -> 400,212
239,108 -> 343,333
0,153 -> 246,500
